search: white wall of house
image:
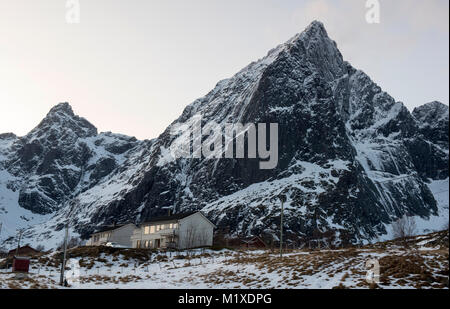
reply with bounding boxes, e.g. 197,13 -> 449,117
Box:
178,213 -> 215,249
87,224 -> 136,247
109,224 -> 136,247
130,220 -> 179,249
87,232 -> 111,246
130,212 -> 215,250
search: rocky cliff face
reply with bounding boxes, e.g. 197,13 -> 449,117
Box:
0,21 -> 448,248
0,103 -> 144,245
407,101 -> 449,180
1,103 -> 141,215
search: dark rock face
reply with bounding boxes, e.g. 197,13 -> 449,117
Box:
1,21 -> 448,247
413,101 -> 449,146
407,102 -> 449,180
73,22 -> 446,243
0,103 -> 141,214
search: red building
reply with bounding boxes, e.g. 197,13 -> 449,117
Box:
12,256 -> 30,273
8,245 -> 40,257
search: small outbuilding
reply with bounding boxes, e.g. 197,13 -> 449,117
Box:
8,245 -> 40,257
12,256 -> 30,273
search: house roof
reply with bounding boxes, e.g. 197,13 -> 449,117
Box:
8,245 -> 39,254
140,211 -> 197,225
93,223 -> 133,234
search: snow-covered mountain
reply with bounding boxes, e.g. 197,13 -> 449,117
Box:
1,21 -> 448,249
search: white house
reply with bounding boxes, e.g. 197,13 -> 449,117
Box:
131,211 -> 215,250
87,223 -> 136,247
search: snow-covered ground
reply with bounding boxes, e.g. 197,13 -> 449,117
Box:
0,231 -> 447,289
424,178 -> 450,231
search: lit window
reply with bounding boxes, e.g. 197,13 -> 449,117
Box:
150,226 -> 155,234
145,240 -> 149,248
144,226 -> 150,234
136,240 -> 141,248
173,223 -> 178,229
169,223 -> 173,229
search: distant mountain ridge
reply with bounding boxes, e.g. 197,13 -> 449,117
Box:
0,21 -> 448,249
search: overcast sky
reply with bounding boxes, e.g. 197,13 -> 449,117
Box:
0,0 -> 448,140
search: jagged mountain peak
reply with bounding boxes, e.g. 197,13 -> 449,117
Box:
177,20 -> 345,125
298,20 -> 329,41
283,20 -> 329,46
411,102 -> 449,175
27,102 -> 98,142
306,20 -> 327,31
0,102 -> 143,217
266,20 -> 345,85
413,101 -> 449,124
0,132 -> 17,140
47,102 -> 75,117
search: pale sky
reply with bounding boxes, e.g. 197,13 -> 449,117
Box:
0,0 -> 448,140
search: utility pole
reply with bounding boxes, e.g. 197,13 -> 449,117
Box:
15,229 -> 24,256
59,198 -> 76,286
59,224 -> 69,286
0,223 -> 3,251
279,194 -> 286,258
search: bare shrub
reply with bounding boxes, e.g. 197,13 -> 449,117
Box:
57,237 -> 83,251
392,215 -> 417,245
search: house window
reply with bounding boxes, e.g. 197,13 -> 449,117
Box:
173,223 -> 178,229
144,240 -> 149,248
144,226 -> 150,234
156,225 -> 161,231
150,240 -> 153,248
136,240 -> 141,248
169,223 -> 173,229
150,226 -> 155,234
